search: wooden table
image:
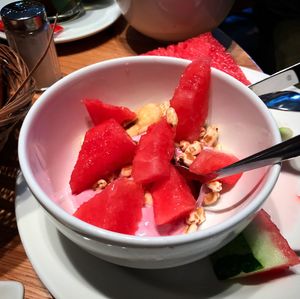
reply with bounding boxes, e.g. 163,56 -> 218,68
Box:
0,16 -> 261,299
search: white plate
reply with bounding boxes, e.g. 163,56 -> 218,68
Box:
0,281 -> 24,299
15,68 -> 300,299
0,0 -> 121,43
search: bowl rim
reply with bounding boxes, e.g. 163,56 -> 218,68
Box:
18,56 -> 282,247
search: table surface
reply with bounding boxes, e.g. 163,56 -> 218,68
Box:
0,16 -> 261,299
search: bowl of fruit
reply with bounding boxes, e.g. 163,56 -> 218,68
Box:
18,56 -> 281,269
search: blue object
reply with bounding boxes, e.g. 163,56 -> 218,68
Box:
260,91 -> 300,111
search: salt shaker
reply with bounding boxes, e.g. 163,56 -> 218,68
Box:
1,1 -> 62,90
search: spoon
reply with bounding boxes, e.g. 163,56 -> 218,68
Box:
259,90 -> 300,111
248,61 -> 300,111
176,134 -> 300,183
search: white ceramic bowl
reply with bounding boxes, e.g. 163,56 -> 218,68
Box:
18,56 -> 281,269
116,0 -> 235,41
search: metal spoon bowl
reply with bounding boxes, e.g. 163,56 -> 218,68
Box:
176,134 -> 300,183
260,90 -> 300,111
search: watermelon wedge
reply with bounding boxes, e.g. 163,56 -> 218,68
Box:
189,148 -> 242,186
170,58 -> 211,142
132,118 -> 175,185
144,32 -> 250,85
74,178 -> 144,235
83,99 -> 136,126
210,209 -> 300,280
150,165 -> 196,226
70,118 -> 136,194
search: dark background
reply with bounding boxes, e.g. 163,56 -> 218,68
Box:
219,0 -> 300,74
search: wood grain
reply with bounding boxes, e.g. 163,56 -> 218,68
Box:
0,16 -> 260,299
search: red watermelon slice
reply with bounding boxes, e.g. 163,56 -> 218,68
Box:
74,178 -> 144,235
150,165 -> 196,226
132,118 -> 175,185
70,118 -> 136,194
170,58 -> 211,142
144,32 -> 250,85
189,148 -> 242,186
83,99 -> 136,126
211,209 -> 300,279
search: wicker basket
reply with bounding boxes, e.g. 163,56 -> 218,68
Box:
0,44 -> 36,152
0,126 -> 20,240
0,44 -> 35,240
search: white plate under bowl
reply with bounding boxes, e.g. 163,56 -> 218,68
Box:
15,68 -> 300,299
0,281 -> 24,299
0,0 -> 121,43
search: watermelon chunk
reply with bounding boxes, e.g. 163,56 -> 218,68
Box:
74,178 -> 144,235
189,148 -> 242,186
83,99 -> 136,126
70,119 -> 136,194
170,58 -> 211,142
144,32 -> 250,85
150,165 -> 196,226
132,118 -> 175,185
210,209 -> 300,280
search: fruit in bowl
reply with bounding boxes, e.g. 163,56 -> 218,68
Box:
69,58 -> 242,237
18,56 -> 281,269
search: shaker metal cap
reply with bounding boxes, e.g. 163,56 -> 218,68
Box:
0,1 -> 48,32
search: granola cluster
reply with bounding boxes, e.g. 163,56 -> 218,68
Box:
176,125 -> 224,233
126,101 -> 172,136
